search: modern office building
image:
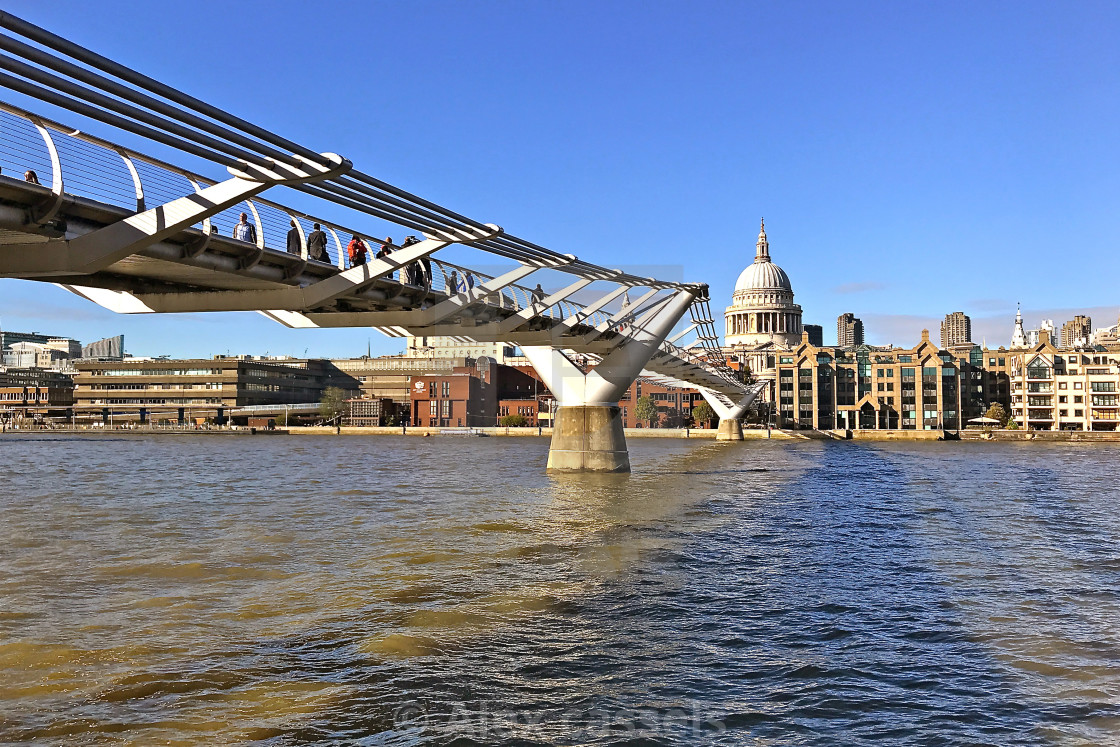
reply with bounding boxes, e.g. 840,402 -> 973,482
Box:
0,367 -> 75,421
82,335 -> 124,360
73,357 -> 358,423
804,324 -> 823,347
0,330 -> 54,352
1060,315 -> 1093,348
837,313 -> 865,348
940,312 -> 972,347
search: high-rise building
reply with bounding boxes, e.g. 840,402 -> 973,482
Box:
837,313 -> 864,347
940,312 -> 972,347
82,335 -> 124,360
1061,315 -> 1092,348
1026,319 -> 1055,347
804,324 -> 823,347
0,330 -> 54,352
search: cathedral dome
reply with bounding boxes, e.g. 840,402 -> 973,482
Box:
735,261 -> 792,292
733,219 -> 792,292
724,218 -> 803,349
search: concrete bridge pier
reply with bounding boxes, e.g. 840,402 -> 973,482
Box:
524,289 -> 698,473
699,386 -> 765,443
716,417 -> 744,441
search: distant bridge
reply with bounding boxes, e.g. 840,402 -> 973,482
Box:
0,12 -> 763,470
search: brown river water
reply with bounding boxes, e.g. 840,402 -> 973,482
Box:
2,434 -> 1120,745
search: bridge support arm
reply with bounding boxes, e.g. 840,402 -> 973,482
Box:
697,383 -> 767,441
523,289 -> 698,472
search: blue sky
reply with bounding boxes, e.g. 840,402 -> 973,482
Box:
1,0 -> 1117,356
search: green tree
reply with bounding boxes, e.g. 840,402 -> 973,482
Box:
692,401 -> 716,428
985,402 -> 1009,427
499,413 -> 530,427
634,395 -> 658,427
319,386 -> 348,424
1005,417 -> 1020,431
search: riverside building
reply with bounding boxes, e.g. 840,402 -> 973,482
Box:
773,330 -> 1013,431
1008,331 -> 1120,431
73,357 -> 358,424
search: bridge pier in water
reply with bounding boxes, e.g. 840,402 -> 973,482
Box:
524,289 -> 698,473
698,386 -> 761,443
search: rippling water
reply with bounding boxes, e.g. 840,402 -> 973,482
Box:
2,434 -> 1120,745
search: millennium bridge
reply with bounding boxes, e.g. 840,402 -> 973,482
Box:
0,12 -> 763,471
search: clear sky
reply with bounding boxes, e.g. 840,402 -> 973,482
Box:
1,0 -> 1118,356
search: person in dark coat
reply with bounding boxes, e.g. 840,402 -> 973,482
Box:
307,223 -> 329,263
286,219 -> 301,255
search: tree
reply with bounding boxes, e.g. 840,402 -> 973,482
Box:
1006,417 -> 1020,431
319,386 -> 348,424
634,395 -> 658,428
692,401 -> 716,428
985,402 -> 1009,427
499,413 -> 530,427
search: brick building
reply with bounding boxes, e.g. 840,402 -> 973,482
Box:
773,330 -> 1013,431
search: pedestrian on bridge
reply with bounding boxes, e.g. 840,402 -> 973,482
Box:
531,283 -> 545,306
23,170 -> 39,185
233,212 -> 256,244
377,237 -> 394,280
347,234 -> 368,267
448,269 -> 458,294
286,219 -> 302,255
307,223 -> 330,263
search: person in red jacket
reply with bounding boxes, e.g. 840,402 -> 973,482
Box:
347,235 -> 368,267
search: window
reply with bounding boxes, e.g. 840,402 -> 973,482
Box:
923,367 -> 937,377
442,381 -> 451,397
877,369 -> 884,377
999,358 -> 1005,366
1059,396 -> 1068,403
1059,409 -> 1069,417
1091,382 -> 1116,392
1075,396 -> 1083,403
1075,382 -> 1083,390
1075,409 -> 1083,417
429,400 -> 437,417
1027,361 -> 1051,379
441,400 -> 451,418
780,357 -> 793,364
989,358 -> 996,366
877,383 -> 884,391
429,381 -> 437,397
942,367 -> 956,376
1059,382 -> 1067,390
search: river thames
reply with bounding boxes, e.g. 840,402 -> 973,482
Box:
2,435 -> 1120,745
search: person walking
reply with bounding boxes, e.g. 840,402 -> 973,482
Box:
531,283 -> 545,305
233,212 -> 256,244
286,219 -> 301,255
401,236 -> 422,286
448,270 -> 458,294
307,223 -> 329,263
464,271 -> 475,291
347,234 -> 368,267
376,237 -> 394,280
